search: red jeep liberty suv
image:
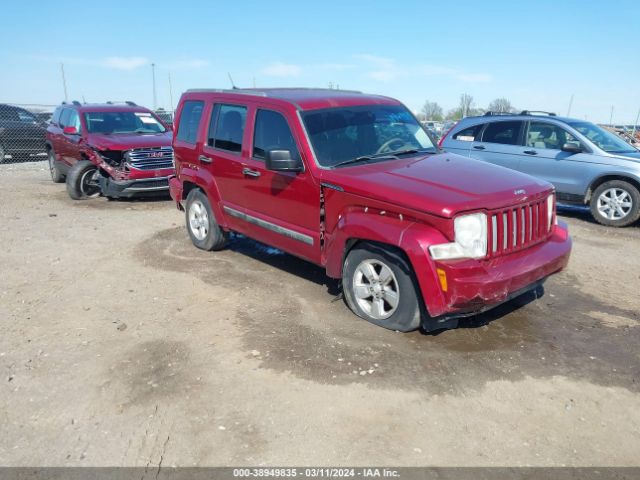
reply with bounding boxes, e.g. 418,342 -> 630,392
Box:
169,88 -> 572,332
46,101 -> 174,199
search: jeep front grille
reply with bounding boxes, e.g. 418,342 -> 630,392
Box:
126,146 -> 174,170
488,197 -> 552,257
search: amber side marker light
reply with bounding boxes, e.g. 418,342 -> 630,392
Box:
437,268 -> 448,292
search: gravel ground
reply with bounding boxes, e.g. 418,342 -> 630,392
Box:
1,162 -> 639,467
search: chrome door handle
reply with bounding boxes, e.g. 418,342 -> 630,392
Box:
242,167 -> 261,177
199,155 -> 213,164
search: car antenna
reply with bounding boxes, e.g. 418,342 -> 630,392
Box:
227,72 -> 238,90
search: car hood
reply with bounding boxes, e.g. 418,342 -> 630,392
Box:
319,153 -> 553,218
87,132 -> 172,151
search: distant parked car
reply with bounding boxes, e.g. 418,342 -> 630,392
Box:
440,111 -> 640,227
0,104 -> 47,162
45,101 -> 174,199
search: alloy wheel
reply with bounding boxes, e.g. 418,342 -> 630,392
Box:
352,259 -> 400,320
188,200 -> 209,240
597,187 -> 633,220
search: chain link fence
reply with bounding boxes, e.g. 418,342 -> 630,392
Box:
0,102 -> 175,164
0,103 -> 55,163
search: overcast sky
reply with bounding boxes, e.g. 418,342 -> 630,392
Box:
1,0 -> 639,123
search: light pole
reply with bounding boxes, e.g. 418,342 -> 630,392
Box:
151,63 -> 157,110
60,63 -> 68,102
609,105 -> 614,126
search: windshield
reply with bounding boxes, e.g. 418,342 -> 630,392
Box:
568,121 -> 637,154
83,111 -> 167,134
301,105 -> 436,167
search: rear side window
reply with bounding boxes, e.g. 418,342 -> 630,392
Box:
210,104 -> 247,153
482,121 -> 523,145
59,109 -> 72,128
176,101 -> 204,144
453,124 -> 483,142
253,109 -> 300,161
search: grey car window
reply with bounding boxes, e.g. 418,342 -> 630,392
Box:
527,122 -> 578,150
481,121 -> 524,145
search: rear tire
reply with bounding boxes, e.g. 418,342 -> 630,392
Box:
590,180 -> 640,227
48,149 -> 65,183
185,189 -> 228,251
342,243 -> 421,332
66,160 -> 101,200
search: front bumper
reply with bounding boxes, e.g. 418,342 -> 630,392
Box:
424,221 -> 571,324
99,176 -> 170,199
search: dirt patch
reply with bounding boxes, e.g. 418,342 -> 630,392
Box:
135,228 -> 640,395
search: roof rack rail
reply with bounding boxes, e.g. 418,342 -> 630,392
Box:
105,100 -> 138,106
483,111 -> 513,116
520,110 -> 556,116
72,100 -> 81,106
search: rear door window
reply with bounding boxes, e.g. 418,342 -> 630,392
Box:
481,121 -> 524,145
210,104 -> 247,153
176,101 -> 204,144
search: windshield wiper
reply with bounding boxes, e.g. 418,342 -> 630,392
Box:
331,154 -> 397,169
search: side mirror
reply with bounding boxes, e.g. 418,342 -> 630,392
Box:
266,150 -> 302,172
63,126 -> 79,135
561,142 -> 582,154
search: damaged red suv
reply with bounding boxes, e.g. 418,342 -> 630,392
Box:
169,88 -> 572,332
46,101 -> 174,199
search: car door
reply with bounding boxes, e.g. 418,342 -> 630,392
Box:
201,102 -> 253,235
237,106 -> 321,263
55,108 -> 72,166
469,120 -> 525,170
517,121 -> 590,198
62,109 -> 84,164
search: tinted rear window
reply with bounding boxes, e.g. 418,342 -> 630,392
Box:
482,121 -> 523,145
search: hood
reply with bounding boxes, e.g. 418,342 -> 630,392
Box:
87,132 -> 172,151
320,153 -> 553,218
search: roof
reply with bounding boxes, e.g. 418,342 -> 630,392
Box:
184,88 -> 401,111
461,112 -> 581,125
59,102 -> 152,113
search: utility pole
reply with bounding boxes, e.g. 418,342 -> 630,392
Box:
566,94 -> 574,117
609,105 -> 614,126
60,63 -> 68,102
168,72 -> 174,113
151,63 -> 157,110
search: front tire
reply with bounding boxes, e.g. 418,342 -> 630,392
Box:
66,160 -> 101,200
48,149 -> 65,183
342,243 -> 421,332
185,189 -> 228,251
590,180 -> 640,227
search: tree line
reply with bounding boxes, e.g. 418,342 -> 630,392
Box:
421,95 -> 515,121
